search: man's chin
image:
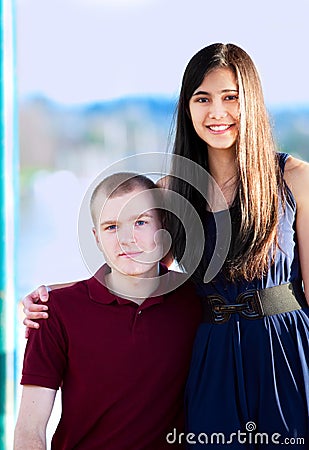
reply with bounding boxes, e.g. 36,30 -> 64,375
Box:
116,261 -> 159,278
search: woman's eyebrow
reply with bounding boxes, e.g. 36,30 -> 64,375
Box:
192,89 -> 238,96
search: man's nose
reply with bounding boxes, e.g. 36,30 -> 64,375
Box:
117,225 -> 136,245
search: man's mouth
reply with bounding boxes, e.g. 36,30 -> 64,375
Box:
119,251 -> 143,258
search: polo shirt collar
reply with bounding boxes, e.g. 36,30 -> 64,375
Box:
87,263 -> 168,307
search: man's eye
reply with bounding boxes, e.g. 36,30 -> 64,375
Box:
106,224 -> 117,231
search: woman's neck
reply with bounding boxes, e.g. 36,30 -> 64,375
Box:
207,148 -> 238,208
207,148 -> 237,185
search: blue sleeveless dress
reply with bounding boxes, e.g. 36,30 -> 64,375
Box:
185,153 -> 309,449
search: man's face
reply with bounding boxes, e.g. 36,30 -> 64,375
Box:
93,188 -> 163,278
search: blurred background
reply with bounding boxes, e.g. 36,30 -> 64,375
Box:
1,0 -> 309,447
17,0 -> 309,293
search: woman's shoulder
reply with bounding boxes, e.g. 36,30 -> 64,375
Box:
284,155 -> 309,182
284,155 -> 309,208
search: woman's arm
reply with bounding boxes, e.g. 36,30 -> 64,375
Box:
284,156 -> 309,305
22,281 -> 77,337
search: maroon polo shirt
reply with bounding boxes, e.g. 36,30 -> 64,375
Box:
21,264 -> 202,449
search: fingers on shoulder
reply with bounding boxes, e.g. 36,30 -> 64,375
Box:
23,318 -> 40,329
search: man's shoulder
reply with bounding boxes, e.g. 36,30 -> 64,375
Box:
165,270 -> 199,297
49,268 -> 111,307
44,278 -> 97,321
49,279 -> 90,302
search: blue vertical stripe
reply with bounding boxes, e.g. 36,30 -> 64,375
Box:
0,0 -> 18,447
0,0 -> 6,445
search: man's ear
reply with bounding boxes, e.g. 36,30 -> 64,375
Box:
92,227 -> 103,251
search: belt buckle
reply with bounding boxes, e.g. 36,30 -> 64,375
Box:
207,295 -> 231,324
238,290 -> 264,319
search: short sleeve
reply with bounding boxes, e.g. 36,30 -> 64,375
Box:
21,293 -> 68,390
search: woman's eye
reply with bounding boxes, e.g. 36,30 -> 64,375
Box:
197,98 -> 209,103
225,95 -> 239,101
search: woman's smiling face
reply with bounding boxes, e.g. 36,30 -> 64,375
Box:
189,67 -> 240,153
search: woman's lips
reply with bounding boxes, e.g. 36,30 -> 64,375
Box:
206,124 -> 234,133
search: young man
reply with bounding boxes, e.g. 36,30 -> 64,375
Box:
14,172 -> 202,450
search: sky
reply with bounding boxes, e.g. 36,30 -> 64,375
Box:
16,0 -> 309,107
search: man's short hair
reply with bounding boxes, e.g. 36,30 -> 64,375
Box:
90,172 -> 160,225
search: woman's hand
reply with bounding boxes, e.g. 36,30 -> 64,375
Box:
22,281 -> 77,337
22,286 -> 49,338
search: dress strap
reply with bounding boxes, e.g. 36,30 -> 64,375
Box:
277,152 -> 290,174
277,152 -> 296,209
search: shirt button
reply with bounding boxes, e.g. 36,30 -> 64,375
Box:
138,310 -> 142,315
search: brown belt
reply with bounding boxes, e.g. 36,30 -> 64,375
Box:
202,283 -> 305,324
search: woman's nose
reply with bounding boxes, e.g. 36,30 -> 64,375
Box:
208,100 -> 227,120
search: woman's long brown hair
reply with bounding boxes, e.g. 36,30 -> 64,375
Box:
169,43 -> 285,282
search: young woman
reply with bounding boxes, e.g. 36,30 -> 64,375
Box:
168,43 -> 309,448
23,43 -> 308,447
